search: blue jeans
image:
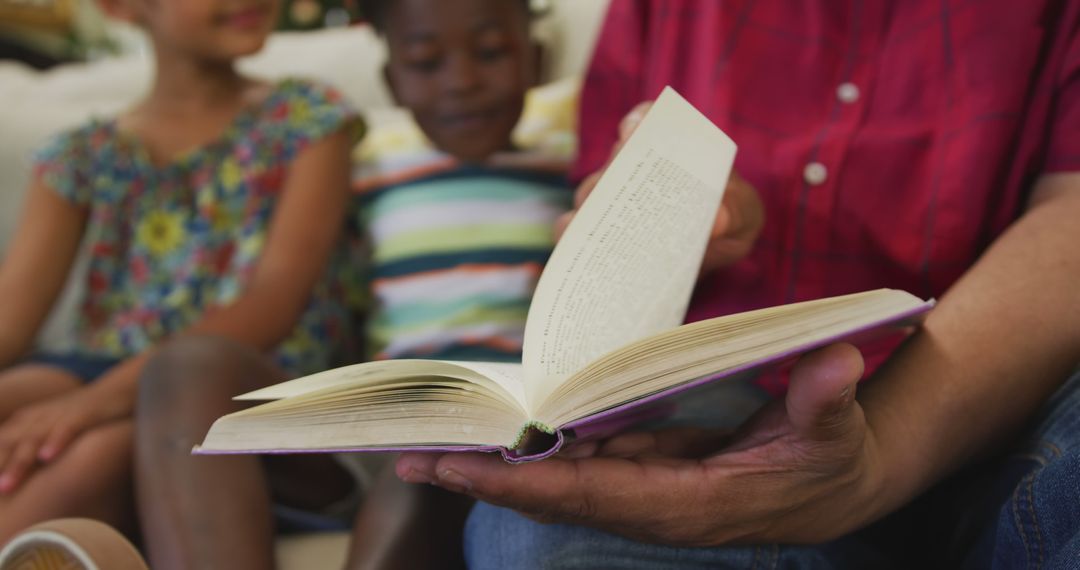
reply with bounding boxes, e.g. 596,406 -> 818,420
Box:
465,371 -> 1080,569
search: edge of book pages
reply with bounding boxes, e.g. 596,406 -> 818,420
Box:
194,298 -> 934,463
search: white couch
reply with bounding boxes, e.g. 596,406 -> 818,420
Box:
0,2 -> 609,567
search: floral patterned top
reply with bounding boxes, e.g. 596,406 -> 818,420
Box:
33,79 -> 364,376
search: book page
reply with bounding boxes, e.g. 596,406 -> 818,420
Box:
235,359 -> 527,413
522,87 -> 737,409
198,377 -> 529,453
536,289 -> 931,426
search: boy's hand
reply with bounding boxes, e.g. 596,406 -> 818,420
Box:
0,385 -> 126,493
554,102 -> 765,274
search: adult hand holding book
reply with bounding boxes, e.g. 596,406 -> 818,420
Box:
395,342 -> 882,545
195,88 -> 932,462
554,101 -> 765,273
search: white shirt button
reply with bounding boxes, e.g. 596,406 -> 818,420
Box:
836,82 -> 860,104
803,162 -> 828,186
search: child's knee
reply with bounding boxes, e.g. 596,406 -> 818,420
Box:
138,336 -> 282,418
65,421 -> 135,476
140,336 -> 252,408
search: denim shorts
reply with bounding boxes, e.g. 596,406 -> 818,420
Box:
26,353 -> 123,384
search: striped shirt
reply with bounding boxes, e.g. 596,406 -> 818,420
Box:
357,164 -> 571,362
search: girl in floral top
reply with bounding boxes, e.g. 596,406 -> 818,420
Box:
0,0 -> 361,541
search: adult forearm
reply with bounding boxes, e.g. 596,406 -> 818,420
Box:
860,175 -> 1080,520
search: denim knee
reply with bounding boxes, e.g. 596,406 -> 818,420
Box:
464,501 -> 838,570
983,371 -> 1080,569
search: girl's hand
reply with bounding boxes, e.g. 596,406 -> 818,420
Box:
555,102 -> 765,273
0,385 -> 126,494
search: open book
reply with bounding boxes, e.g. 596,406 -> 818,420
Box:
196,88 -> 934,462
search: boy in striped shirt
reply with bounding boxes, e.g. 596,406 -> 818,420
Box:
354,0 -> 573,364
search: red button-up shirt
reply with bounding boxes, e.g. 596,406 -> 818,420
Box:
576,1 -> 1080,330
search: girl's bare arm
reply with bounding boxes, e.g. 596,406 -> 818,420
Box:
0,126 -> 355,486
0,179 -> 87,369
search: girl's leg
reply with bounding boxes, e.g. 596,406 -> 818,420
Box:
136,335 -> 355,570
0,420 -> 134,544
0,364 -> 135,544
0,364 -> 82,420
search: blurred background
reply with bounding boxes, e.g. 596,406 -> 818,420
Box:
0,0 -> 367,68
0,3 -> 603,564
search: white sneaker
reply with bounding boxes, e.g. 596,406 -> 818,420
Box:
0,519 -> 147,570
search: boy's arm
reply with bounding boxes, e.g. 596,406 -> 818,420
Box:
395,172 -> 1080,545
0,179 -> 87,369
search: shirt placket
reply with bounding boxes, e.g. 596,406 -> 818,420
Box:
784,0 -> 883,302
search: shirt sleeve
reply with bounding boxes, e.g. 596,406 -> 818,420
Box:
1043,7 -> 1080,173
277,79 -> 366,161
31,125 -> 97,205
570,0 -> 651,184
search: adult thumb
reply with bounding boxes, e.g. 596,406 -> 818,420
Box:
553,211 -> 575,242
785,343 -> 865,441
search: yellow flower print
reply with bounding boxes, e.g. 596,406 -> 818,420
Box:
205,205 -> 236,233
284,327 -> 317,353
197,190 -> 216,209
164,287 -> 192,308
239,233 -> 266,259
137,210 -> 186,256
290,99 -> 311,124
100,329 -> 122,352
220,158 -> 243,192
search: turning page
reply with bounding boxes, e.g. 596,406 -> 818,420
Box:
521,87 -> 738,407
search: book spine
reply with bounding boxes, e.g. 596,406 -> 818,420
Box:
501,426 -> 565,463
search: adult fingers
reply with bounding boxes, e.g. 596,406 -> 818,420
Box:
401,451 -> 662,527
429,452 -> 756,545
618,102 -> 652,141
597,427 -> 729,459
712,172 -> 765,241
558,101 -> 656,245
554,169 -> 600,242
700,172 -> 766,271
553,211 -> 575,242
559,439 -> 600,459
569,101 -> 653,213
573,170 -> 604,210
395,452 -> 442,484
785,343 -> 865,443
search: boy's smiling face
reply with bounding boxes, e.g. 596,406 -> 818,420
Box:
382,0 -> 536,163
